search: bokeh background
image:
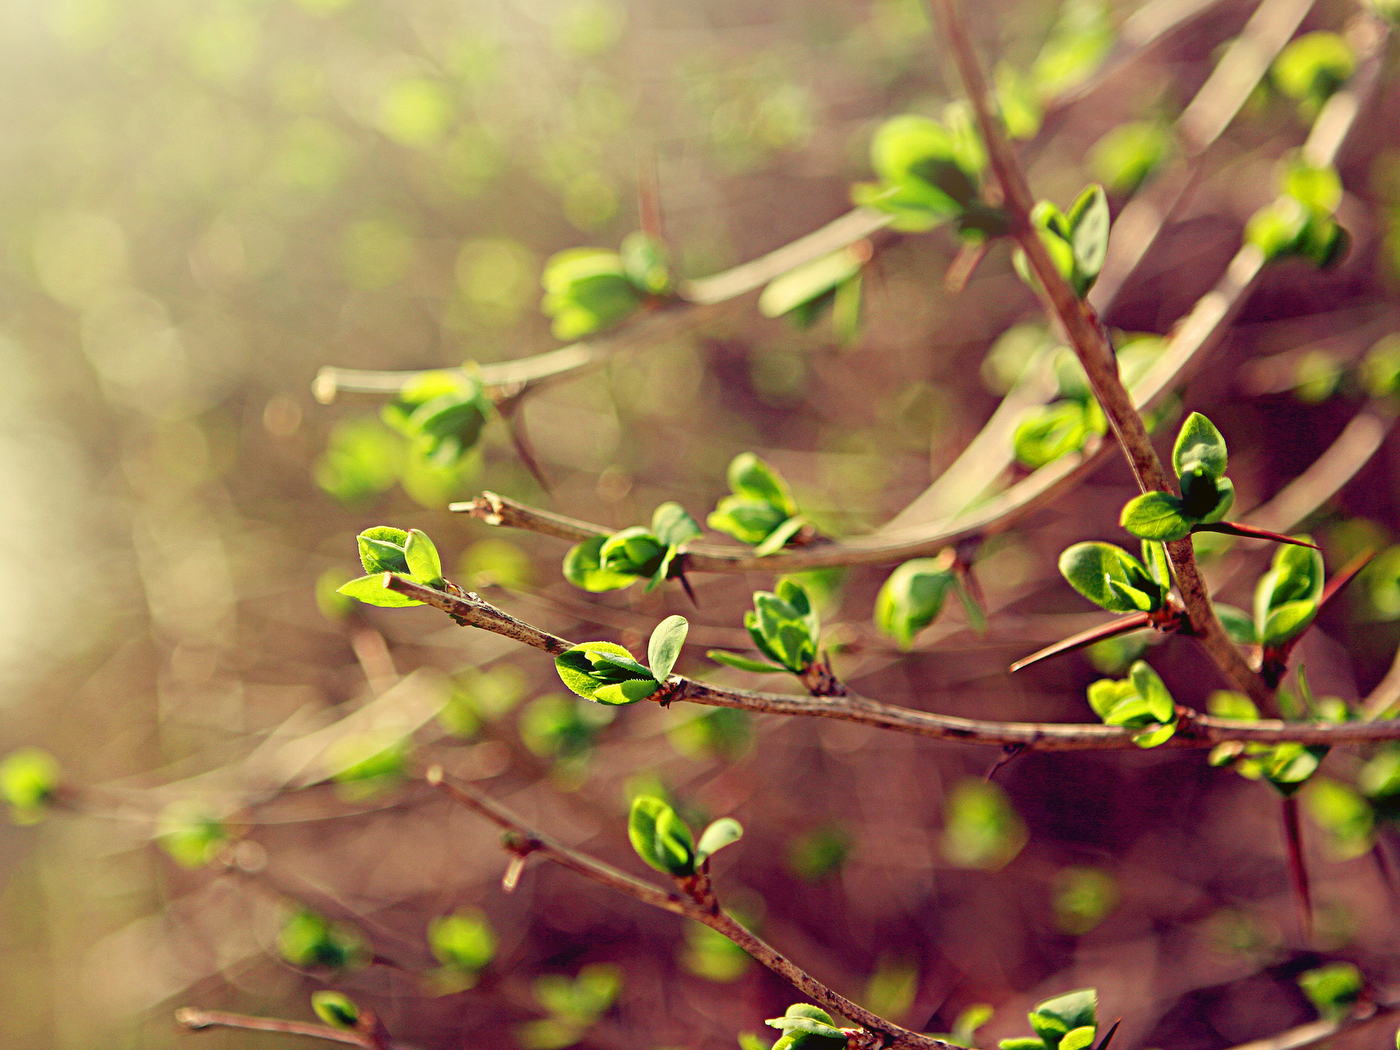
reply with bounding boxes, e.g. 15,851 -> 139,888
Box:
2,0 -> 1400,1047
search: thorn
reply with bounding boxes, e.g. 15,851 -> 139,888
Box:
501,402 -> 551,495
944,240 -> 990,293
677,570 -> 699,608
1010,611 -> 1153,672
1191,522 -> 1320,549
984,743 -> 1027,781
1318,548 -> 1376,611
1093,1019 -> 1121,1050
1281,795 -> 1313,941
1369,835 -> 1400,906
502,854 -> 527,893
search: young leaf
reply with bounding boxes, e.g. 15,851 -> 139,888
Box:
752,515 -> 808,557
600,527 -> 666,577
708,649 -> 787,674
336,574 -> 424,608
403,528 -> 444,584
563,535 -> 638,592
874,557 -> 955,649
629,796 -> 695,876
1119,492 -> 1193,542
709,497 -> 789,545
1214,604 -> 1258,645
1,748 -> 61,821
647,615 -> 689,683
555,642 -> 661,705
1068,184 -> 1110,287
429,909 -> 497,973
728,453 -> 797,514
311,991 -> 361,1030
652,502 -> 702,548
1172,412 -> 1228,479
357,526 -> 411,574
695,817 -> 743,864
759,247 -> 866,322
1058,542 -> 1164,613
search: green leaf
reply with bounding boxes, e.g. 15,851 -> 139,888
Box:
1272,31 -> 1355,107
752,515 -> 808,557
1246,196 -> 1310,261
600,527 -> 666,577
620,231 -> 671,295
1284,162 -> 1343,215
999,1040 -> 1047,1050
157,801 -> 228,868
1030,0 -> 1113,99
1140,540 -> 1171,590
1132,722 -> 1177,748
751,591 -> 817,674
1129,662 -> 1175,723
709,496 -> 789,545
540,248 -> 642,340
868,115 -> 979,215
1172,412 -> 1228,479
1058,542 -> 1163,613
1013,401 -> 1099,468
1090,120 -> 1170,194
695,817 -> 744,864
278,909 -> 367,971
759,248 -> 866,321
765,1005 -> 845,1047
562,536 -> 639,592
1,748 -> 60,820
1059,1027 -> 1097,1050
1298,962 -> 1362,1021
1067,184 -> 1109,287
403,528 -> 444,584
708,649 -> 786,673
357,526 -> 411,574
311,991 -> 361,1029
555,642 -> 660,705
429,909 -> 496,973
874,557 -> 955,649
1086,679 -> 1135,721
337,574 -> 424,608
651,502 -> 702,548
629,796 -> 695,876
1214,604 -> 1258,645
1033,989 -> 1097,1035
647,615 -> 689,682
1255,543 -> 1324,646
1120,492 -> 1193,542
942,779 -> 1027,871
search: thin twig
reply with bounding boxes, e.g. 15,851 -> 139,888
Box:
425,767 -> 954,1050
383,576 -> 1400,750
1222,1001 -> 1400,1050
175,1008 -> 399,1049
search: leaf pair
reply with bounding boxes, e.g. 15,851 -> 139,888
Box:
1212,542 -> 1326,654
517,963 -> 621,1049
874,551 -> 984,649
382,371 -> 492,469
338,526 -> 445,608
707,453 -> 806,556
709,578 -> 819,677
1245,158 -> 1349,269
1206,690 -> 1334,796
1120,413 -> 1235,542
563,502 -> 701,593
628,796 -> 743,878
997,989 -> 1099,1050
1086,661 -> 1177,748
540,233 -> 672,341
1013,185 -> 1109,299
852,112 -> 1004,238
1059,539 -> 1170,615
758,245 -> 866,342
555,615 -> 689,706
761,1004 -> 846,1050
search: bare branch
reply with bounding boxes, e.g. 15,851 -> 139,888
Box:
175,1008 -> 398,1049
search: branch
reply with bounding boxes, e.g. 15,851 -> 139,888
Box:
384,576 -> 1400,750
1222,1001 -> 1400,1050
425,767 -> 953,1050
175,1008 -> 398,1049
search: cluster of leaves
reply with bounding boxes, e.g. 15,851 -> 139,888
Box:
338,526 -> 445,607
1085,660 -> 1177,747
709,578 -> 820,678
874,549 -> 984,649
1272,32 -> 1356,115
1206,686 -> 1341,796
997,989 -> 1101,1050
1245,158 -> 1349,269
554,615 -> 689,706
708,454 -> 807,555
382,370 -> 493,469
427,909 -> 496,991
0,747 -> 61,825
851,111 -> 1005,238
1059,538 -> 1171,615
517,964 -> 622,1050
1297,961 -> 1363,1021
1013,185 -> 1109,300
742,1003 -> 846,1050
758,244 -> 866,341
627,795 -> 742,878
1216,542 -> 1326,653
1120,413 -> 1234,542
278,908 -> 369,972
540,232 -> 672,341
564,502 -> 701,592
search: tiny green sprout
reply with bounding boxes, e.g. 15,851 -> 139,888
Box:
709,578 -> 821,679
555,615 -> 689,706
381,370 -> 491,468
429,909 -> 496,976
764,1004 -> 847,1050
540,246 -> 643,341
1,747 -> 61,824
1013,185 -> 1110,299
707,453 -> 807,555
1297,961 -> 1362,1021
277,908 -> 368,972
874,553 -> 956,650
1119,413 -> 1234,542
1058,540 -> 1168,615
628,796 -> 743,878
1246,159 -> 1350,268
1255,541 -> 1325,651
562,502 -> 701,593
337,526 -> 447,608
851,113 -> 996,235
1086,660 -> 1177,748
997,988 -> 1098,1050
311,991 -> 361,1030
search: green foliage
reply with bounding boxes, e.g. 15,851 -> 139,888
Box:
338,526 -> 446,608
1254,542 -> 1325,649
540,236 -> 671,340
863,956 -> 918,1022
1119,413 -> 1234,542
1052,867 -> 1119,934
1085,660 -> 1177,747
710,578 -> 820,677
667,707 -> 753,761
998,989 -> 1098,1050
1272,32 -> 1356,113
627,796 -> 742,878
1090,120 -> 1171,195
1246,158 -> 1350,268
708,453 -> 806,554
518,964 -> 622,1050
429,909 -> 496,981
1058,540 -> 1167,614
1360,334 -> 1400,398
381,371 -> 492,469
1013,399 -> 1106,468
1013,185 -> 1110,299
942,779 -> 1027,871
157,801 -> 228,868
315,417 -> 405,505
519,693 -> 616,769
311,991 -> 361,1030
1302,778 -> 1374,860
563,502 -> 701,592
1030,0 -> 1113,100
1207,691 -> 1333,797
758,246 -> 866,337
277,909 -> 368,972
554,616 -> 687,705
1297,962 -> 1362,1021
764,1004 -> 847,1050
0,747 -> 60,824
1359,746 -> 1400,822
786,825 -> 850,881
932,1004 -> 995,1048
874,555 -> 955,649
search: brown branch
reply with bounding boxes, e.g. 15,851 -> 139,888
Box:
383,576 -> 1400,750
424,767 -> 954,1050
175,1008 -> 398,1049
1222,1001 -> 1400,1050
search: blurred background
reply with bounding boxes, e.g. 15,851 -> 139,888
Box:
1,0 -> 1399,1046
